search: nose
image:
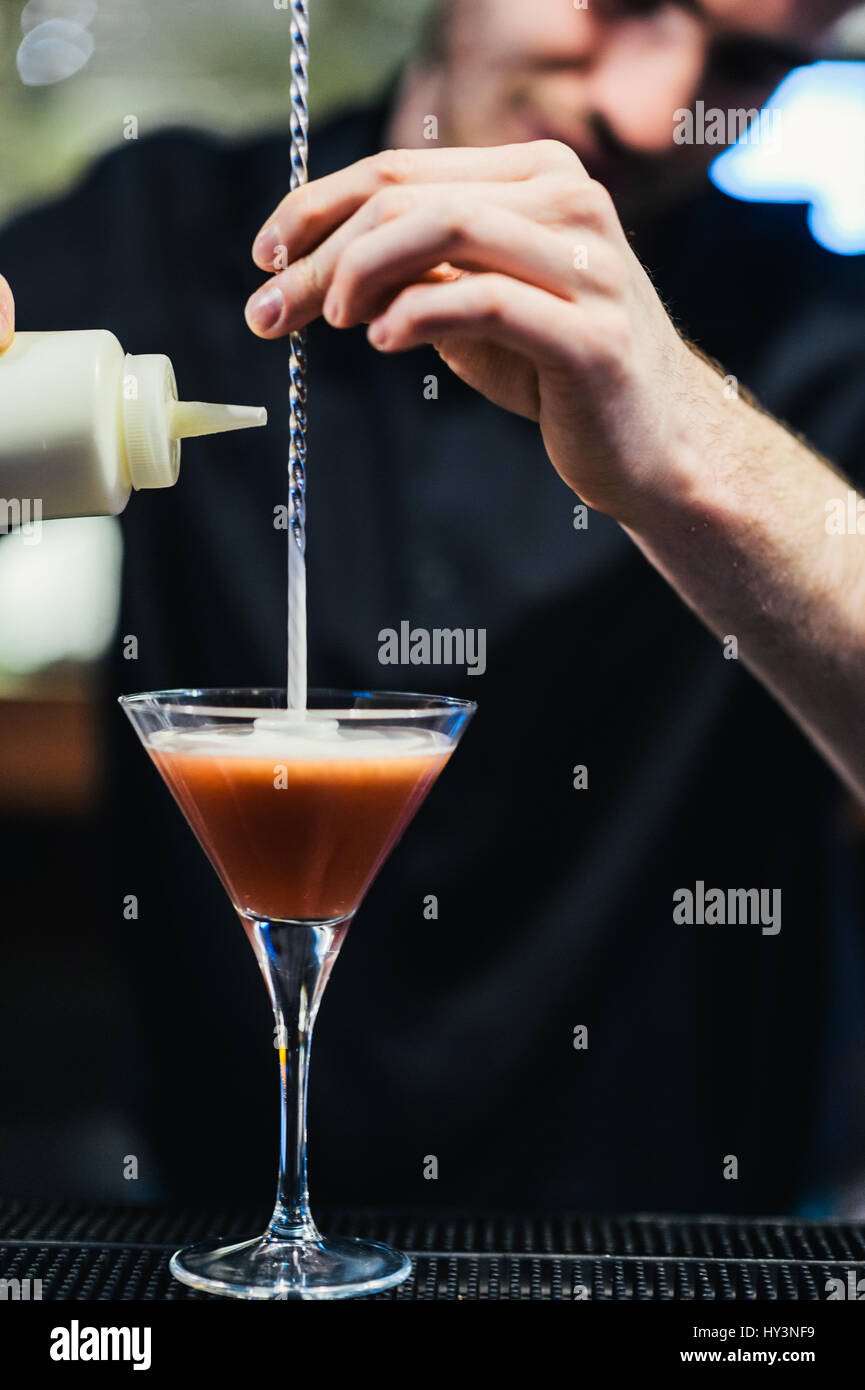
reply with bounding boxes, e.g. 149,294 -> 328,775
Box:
588,21 -> 708,157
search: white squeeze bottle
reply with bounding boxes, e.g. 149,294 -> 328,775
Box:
0,330 -> 267,520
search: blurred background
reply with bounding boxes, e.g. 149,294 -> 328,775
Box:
0,0 -> 433,705
0,0 -> 434,1199
0,0 -> 863,1199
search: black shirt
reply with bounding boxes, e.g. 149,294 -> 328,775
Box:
3,96 -> 865,1215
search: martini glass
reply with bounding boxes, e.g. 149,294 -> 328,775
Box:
119,687 -> 474,1299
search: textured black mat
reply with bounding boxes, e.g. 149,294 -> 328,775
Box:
2,1201 -> 863,1300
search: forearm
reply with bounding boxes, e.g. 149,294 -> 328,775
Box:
625,350 -> 865,801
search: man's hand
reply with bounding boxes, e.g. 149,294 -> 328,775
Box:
245,141 -> 701,527
246,141 -> 865,806
0,275 -> 14,353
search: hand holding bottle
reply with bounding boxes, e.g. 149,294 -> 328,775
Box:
0,275 -> 14,353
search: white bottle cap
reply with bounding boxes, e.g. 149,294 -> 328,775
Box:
122,353 -> 267,491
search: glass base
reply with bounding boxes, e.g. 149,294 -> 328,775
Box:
169,1232 -> 412,1300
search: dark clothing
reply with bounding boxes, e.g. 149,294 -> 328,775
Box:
3,97 -> 865,1215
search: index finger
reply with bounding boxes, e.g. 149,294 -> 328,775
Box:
252,140 -> 583,271
0,274 -> 14,352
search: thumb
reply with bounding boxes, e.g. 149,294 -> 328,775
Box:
0,275 -> 15,353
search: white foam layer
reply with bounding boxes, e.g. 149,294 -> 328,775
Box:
147,715 -> 451,761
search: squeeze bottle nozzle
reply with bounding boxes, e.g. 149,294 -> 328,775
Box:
122,351 -> 267,495
169,400 -> 268,441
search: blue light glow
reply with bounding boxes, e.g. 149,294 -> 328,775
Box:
711,62 -> 865,257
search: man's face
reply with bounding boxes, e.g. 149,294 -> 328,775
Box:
438,0 -> 852,218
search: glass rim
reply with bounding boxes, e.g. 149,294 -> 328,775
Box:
118,686 -> 478,721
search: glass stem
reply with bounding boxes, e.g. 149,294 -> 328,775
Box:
242,915 -> 350,1243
